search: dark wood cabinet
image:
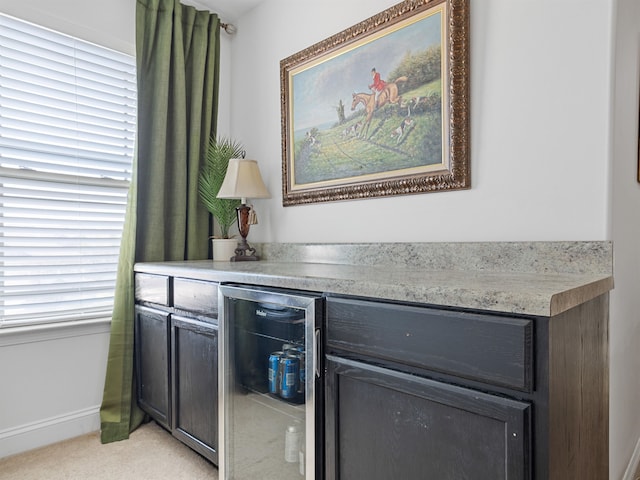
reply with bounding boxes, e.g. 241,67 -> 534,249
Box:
325,355 -> 531,480
325,295 -> 609,480
134,273 -> 219,465
326,297 -> 534,391
135,305 -> 171,430
171,315 -> 218,464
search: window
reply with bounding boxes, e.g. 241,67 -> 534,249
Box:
0,14 -> 137,328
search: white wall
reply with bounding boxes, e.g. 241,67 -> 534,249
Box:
0,323 -> 111,457
611,0 -> 640,478
229,0 -> 611,244
227,0 -> 639,479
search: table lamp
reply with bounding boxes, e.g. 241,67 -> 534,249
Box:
216,158 -> 270,261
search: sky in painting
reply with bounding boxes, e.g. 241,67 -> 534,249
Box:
292,10 -> 442,131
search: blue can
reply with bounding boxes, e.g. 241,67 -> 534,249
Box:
279,354 -> 299,399
268,351 -> 283,394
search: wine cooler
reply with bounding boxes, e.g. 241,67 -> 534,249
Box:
218,284 -> 323,480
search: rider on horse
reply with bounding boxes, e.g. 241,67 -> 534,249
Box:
369,68 -> 386,107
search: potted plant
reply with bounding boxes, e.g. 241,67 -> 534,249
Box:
198,136 -> 243,261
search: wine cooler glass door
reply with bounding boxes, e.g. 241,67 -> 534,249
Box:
219,285 -> 322,480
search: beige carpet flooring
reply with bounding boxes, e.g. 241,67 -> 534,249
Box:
0,422 -> 218,480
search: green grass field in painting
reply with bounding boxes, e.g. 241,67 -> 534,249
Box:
294,80 -> 443,186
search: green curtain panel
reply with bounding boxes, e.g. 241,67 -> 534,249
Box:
100,0 -> 221,443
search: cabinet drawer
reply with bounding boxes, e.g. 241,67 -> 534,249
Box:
173,278 -> 218,316
135,273 -> 170,306
327,297 -> 533,391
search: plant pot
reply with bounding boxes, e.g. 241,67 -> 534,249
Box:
212,238 -> 237,262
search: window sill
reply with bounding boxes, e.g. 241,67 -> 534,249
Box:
0,318 -> 112,347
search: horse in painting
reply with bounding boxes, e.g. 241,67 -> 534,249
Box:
350,76 -> 407,138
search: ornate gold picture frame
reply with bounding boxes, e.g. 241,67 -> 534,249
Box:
280,0 -> 470,206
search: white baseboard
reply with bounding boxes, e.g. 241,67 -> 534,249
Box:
623,435 -> 640,480
0,406 -> 100,459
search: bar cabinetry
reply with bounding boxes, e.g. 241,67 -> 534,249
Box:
134,273 -> 219,464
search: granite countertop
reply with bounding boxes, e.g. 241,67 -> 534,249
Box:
134,242 -> 614,317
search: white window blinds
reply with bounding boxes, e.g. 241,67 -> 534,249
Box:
0,14 -> 137,328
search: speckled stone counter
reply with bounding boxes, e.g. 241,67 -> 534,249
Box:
134,242 -> 613,317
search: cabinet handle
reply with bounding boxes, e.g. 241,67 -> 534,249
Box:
314,329 -> 321,379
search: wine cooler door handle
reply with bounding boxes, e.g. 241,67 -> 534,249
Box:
314,329 -> 321,378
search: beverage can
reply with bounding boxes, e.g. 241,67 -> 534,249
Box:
268,351 -> 283,395
280,354 -> 299,399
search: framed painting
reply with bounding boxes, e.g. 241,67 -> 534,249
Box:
280,0 -> 470,206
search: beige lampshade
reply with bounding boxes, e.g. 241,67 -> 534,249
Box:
217,158 -> 270,201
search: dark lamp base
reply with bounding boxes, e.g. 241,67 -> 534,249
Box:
231,203 -> 260,261
231,238 -> 259,261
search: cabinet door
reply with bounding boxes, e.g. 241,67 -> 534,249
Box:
171,315 -> 219,465
325,355 -> 531,480
135,306 -> 171,429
